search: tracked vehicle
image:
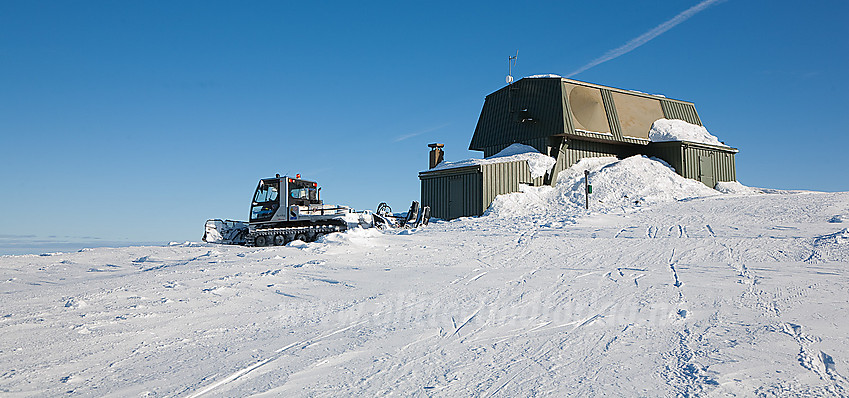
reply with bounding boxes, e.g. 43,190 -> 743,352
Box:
247,174 -> 352,246
203,174 -> 429,246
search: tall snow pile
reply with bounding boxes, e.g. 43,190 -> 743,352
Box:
488,155 -> 719,218
649,119 -> 728,147
430,143 -> 556,178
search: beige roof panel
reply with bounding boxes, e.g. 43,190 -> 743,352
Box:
564,83 -> 611,134
611,91 -> 665,140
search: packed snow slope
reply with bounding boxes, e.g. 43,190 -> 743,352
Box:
2,157 -> 848,397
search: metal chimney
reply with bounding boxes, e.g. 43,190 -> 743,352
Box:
428,143 -> 444,169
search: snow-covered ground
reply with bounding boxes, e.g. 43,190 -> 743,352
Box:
1,157 -> 848,397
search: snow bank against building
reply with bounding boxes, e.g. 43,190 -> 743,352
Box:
649,119 -> 728,147
488,155 -> 719,218
430,143 -> 556,178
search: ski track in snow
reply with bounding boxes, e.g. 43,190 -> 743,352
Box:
1,187 -> 848,396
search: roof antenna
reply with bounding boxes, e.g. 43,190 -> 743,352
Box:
506,50 -> 518,84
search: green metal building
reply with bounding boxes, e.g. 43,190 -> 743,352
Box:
420,160 -> 546,220
419,76 -> 738,220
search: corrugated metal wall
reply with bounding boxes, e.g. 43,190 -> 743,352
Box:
645,142 -> 684,175
480,136 -> 550,158
420,167 -> 483,220
549,139 -> 623,184
419,160 -> 544,220
480,161 -> 544,210
470,78 -> 565,151
660,100 -> 702,126
646,141 -> 736,186
680,145 -> 736,183
481,145 -> 508,158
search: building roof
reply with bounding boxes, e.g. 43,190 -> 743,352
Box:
469,77 -> 703,152
421,143 -> 556,177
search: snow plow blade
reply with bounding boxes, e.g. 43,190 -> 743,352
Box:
203,219 -> 248,245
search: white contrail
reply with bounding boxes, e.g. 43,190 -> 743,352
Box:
567,0 -> 726,77
394,123 -> 451,142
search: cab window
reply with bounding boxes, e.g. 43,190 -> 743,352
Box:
290,187 -> 316,201
254,182 -> 279,203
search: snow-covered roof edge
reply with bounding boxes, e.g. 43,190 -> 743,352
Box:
649,119 -> 735,150
421,143 -> 556,179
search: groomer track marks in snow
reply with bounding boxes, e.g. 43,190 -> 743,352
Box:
2,157 -> 848,396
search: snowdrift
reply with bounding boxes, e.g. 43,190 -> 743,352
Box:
715,181 -> 764,195
649,119 -> 728,147
487,155 -> 719,218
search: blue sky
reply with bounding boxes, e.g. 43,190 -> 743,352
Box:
1,0 -> 847,253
